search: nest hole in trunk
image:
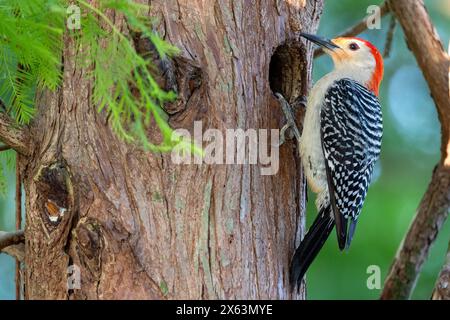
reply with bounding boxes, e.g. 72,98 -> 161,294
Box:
269,41 -> 308,102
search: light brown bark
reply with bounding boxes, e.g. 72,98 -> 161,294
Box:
432,241 -> 450,300
1,243 -> 25,262
0,230 -> 24,250
20,0 -> 323,299
0,112 -> 30,156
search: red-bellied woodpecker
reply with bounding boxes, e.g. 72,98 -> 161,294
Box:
277,33 -> 384,290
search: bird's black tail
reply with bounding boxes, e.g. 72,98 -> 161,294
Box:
290,205 -> 335,291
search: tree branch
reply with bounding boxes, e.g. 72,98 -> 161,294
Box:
432,241 -> 450,300
0,113 -> 30,156
383,15 -> 396,58
314,1 -> 390,58
2,243 -> 25,263
381,0 -> 450,300
387,0 -> 449,161
381,165 -> 450,299
0,230 -> 24,251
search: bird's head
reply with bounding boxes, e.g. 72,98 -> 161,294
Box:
300,33 -> 384,96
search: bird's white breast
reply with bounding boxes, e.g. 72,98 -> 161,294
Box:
300,73 -> 340,197
300,63 -> 374,209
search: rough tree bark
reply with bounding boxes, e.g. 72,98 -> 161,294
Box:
0,231 -> 24,251
432,241 -> 450,300
12,0 -> 323,299
0,113 -> 30,156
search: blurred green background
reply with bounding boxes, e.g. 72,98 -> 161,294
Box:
0,0 -> 449,300
306,0 -> 450,300
0,152 -> 17,300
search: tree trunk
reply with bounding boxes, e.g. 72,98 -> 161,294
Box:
22,0 -> 323,299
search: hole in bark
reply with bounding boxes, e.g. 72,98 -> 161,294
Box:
75,218 -> 103,278
34,160 -> 73,228
129,30 -> 205,130
76,220 -> 102,259
269,42 -> 308,100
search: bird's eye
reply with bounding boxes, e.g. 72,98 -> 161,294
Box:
349,42 -> 359,51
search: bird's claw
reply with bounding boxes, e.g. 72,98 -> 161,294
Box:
275,93 -> 302,148
293,95 -> 308,109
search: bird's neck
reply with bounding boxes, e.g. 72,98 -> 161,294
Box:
330,63 -> 375,92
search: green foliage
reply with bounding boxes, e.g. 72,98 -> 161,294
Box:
0,0 -> 198,148
74,0 -> 195,152
0,0 -> 200,193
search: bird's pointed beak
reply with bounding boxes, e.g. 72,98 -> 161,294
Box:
300,33 -> 340,51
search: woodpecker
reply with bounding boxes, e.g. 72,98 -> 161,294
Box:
279,33 -> 384,290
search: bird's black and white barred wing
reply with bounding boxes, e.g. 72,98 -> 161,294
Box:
320,78 -> 383,250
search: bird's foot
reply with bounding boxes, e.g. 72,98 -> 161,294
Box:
293,95 -> 307,109
275,93 -> 303,148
